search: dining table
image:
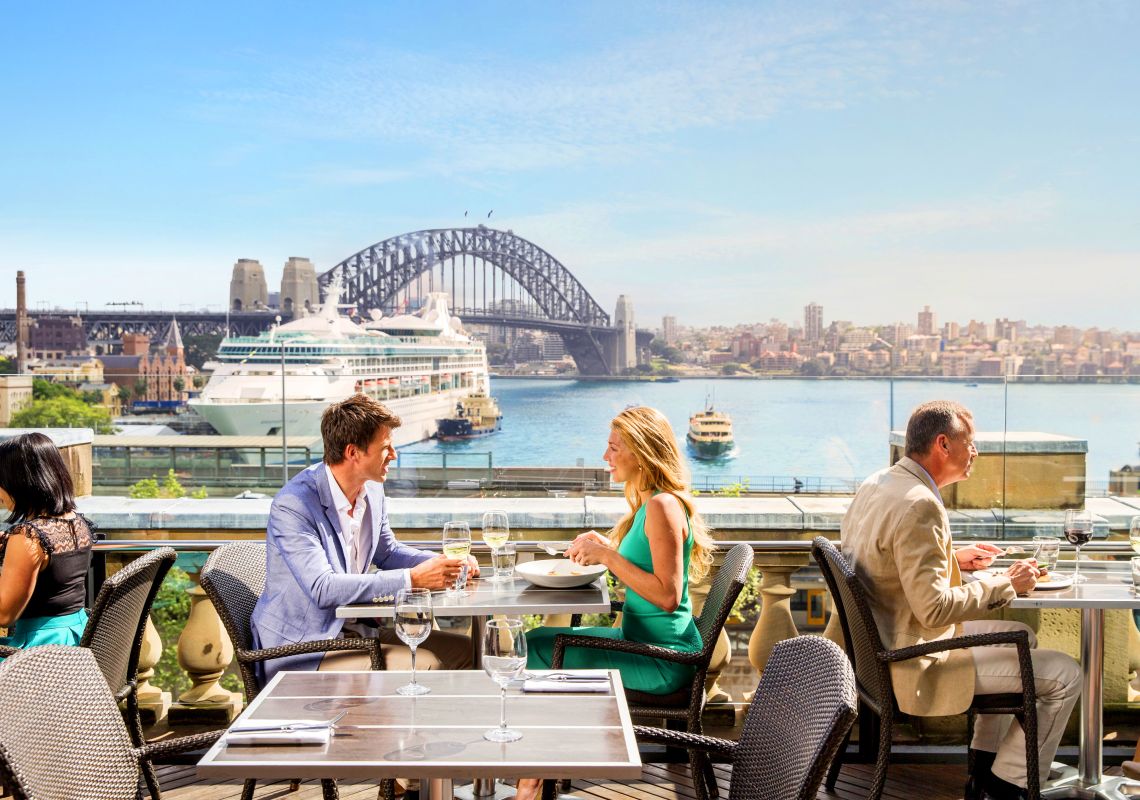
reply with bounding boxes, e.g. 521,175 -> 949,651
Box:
1008,560 -> 1140,799
196,669 -> 642,800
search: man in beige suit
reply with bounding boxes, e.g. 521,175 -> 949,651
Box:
842,400 -> 1080,800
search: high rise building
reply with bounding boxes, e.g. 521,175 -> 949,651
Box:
662,315 -> 678,345
917,305 -> 937,336
942,321 -> 960,341
614,295 -> 637,371
804,302 -> 823,344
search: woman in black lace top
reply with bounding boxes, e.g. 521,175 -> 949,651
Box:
0,432 -> 94,653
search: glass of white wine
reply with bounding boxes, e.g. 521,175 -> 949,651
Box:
482,510 -> 510,581
482,618 -> 527,742
394,588 -> 433,696
442,521 -> 472,599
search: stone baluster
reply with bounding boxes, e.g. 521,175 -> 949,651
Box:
134,615 -> 171,725
168,581 -> 242,725
747,553 -> 809,692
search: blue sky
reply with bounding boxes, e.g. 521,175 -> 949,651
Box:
2,1 -> 1137,329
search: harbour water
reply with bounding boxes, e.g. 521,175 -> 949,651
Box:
400,378 -> 1140,486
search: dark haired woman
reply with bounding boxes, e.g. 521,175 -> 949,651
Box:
0,432 -> 94,653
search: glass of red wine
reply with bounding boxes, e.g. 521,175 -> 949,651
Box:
1063,509 -> 1094,584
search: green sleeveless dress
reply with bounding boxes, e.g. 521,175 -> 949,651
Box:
525,498 -> 702,693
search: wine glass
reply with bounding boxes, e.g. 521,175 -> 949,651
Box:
482,510 -> 510,581
442,521 -> 472,599
482,618 -> 527,742
1063,508 -> 1094,584
394,588 -> 433,696
1129,517 -> 1140,556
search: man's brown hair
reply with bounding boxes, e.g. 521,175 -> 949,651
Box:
904,400 -> 973,458
321,394 -> 402,465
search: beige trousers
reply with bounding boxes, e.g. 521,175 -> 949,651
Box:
965,619 -> 1081,789
318,625 -> 473,671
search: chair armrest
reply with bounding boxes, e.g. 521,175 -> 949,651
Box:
569,601 -> 624,628
552,633 -> 703,668
0,644 -> 17,658
634,725 -> 736,761
882,630 -> 1030,663
136,729 -> 224,761
237,636 -> 384,670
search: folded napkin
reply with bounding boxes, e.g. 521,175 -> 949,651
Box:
522,677 -> 610,693
226,719 -> 333,746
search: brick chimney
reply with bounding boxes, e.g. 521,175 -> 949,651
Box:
15,270 -> 27,373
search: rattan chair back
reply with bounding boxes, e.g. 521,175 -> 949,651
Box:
80,546 -> 176,699
811,537 -> 893,712
731,635 -> 857,800
694,543 -> 753,654
199,541 -> 268,702
0,646 -> 143,800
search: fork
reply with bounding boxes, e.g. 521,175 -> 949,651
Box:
231,710 -> 347,734
543,672 -> 609,682
539,543 -> 570,556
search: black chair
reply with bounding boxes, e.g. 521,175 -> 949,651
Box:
551,542 -> 754,800
811,536 -> 1040,800
635,635 -> 857,800
199,541 -> 388,800
0,645 -> 221,800
0,546 -> 177,800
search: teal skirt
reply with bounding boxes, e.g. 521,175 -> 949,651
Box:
0,608 -> 88,657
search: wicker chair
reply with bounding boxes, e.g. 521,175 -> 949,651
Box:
0,546 -> 177,800
0,646 -> 221,800
551,542 -> 754,800
811,536 -> 1040,800
199,541 -> 388,800
635,635 -> 857,800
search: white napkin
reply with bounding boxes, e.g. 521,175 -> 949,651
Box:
226,719 -> 333,746
522,678 -> 610,693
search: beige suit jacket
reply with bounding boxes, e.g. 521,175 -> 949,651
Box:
840,456 -> 1016,716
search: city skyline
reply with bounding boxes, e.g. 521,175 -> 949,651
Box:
2,1 -> 1138,328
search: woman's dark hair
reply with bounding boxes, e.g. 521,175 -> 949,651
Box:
0,432 -> 77,523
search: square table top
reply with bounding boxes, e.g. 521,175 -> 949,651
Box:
1008,561 -> 1140,610
197,669 -> 641,782
337,575 -> 612,619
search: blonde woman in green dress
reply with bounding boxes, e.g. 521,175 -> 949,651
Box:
517,406 -> 715,800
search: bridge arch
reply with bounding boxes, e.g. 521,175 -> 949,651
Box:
319,226 -> 621,374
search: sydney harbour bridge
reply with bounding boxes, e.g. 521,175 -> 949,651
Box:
0,227 -> 649,376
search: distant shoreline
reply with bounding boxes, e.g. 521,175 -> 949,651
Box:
489,373 -> 1140,384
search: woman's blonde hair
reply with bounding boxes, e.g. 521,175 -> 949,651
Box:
608,406 -> 715,583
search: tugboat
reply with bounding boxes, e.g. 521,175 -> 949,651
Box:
686,398 -> 734,459
435,392 -> 503,440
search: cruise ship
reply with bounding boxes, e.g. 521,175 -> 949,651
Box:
189,282 -> 492,449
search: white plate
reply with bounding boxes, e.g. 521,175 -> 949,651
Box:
1032,573 -> 1075,590
516,559 -> 607,589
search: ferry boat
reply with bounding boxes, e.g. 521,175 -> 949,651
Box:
435,392 -> 503,440
686,401 -> 735,459
189,280 -> 492,450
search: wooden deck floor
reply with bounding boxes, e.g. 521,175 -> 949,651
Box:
154,761 -> 970,800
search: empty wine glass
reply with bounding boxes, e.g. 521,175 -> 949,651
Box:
1063,508 -> 1094,584
482,618 -> 527,742
482,510 -> 510,581
442,521 -> 472,599
1129,516 -> 1140,556
394,588 -> 432,696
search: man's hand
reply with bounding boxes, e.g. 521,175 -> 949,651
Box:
1006,559 -> 1040,594
466,554 -> 480,578
954,543 -> 1003,572
409,555 -> 466,590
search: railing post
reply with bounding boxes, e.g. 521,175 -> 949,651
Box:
747,554 -> 807,684
168,581 -> 242,725
134,615 -> 171,725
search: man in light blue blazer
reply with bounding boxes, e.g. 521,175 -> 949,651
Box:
251,395 -> 475,685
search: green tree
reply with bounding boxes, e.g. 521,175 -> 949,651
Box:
0,356 -> 14,374
128,478 -> 161,499
720,363 -> 740,375
133,379 -> 148,401
32,378 -> 76,401
172,377 -> 185,393
192,373 -> 207,390
182,333 -> 224,371
9,396 -> 114,433
800,360 -> 825,377
117,385 -> 132,406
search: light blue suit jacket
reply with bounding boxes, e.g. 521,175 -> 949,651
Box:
250,462 -> 433,684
